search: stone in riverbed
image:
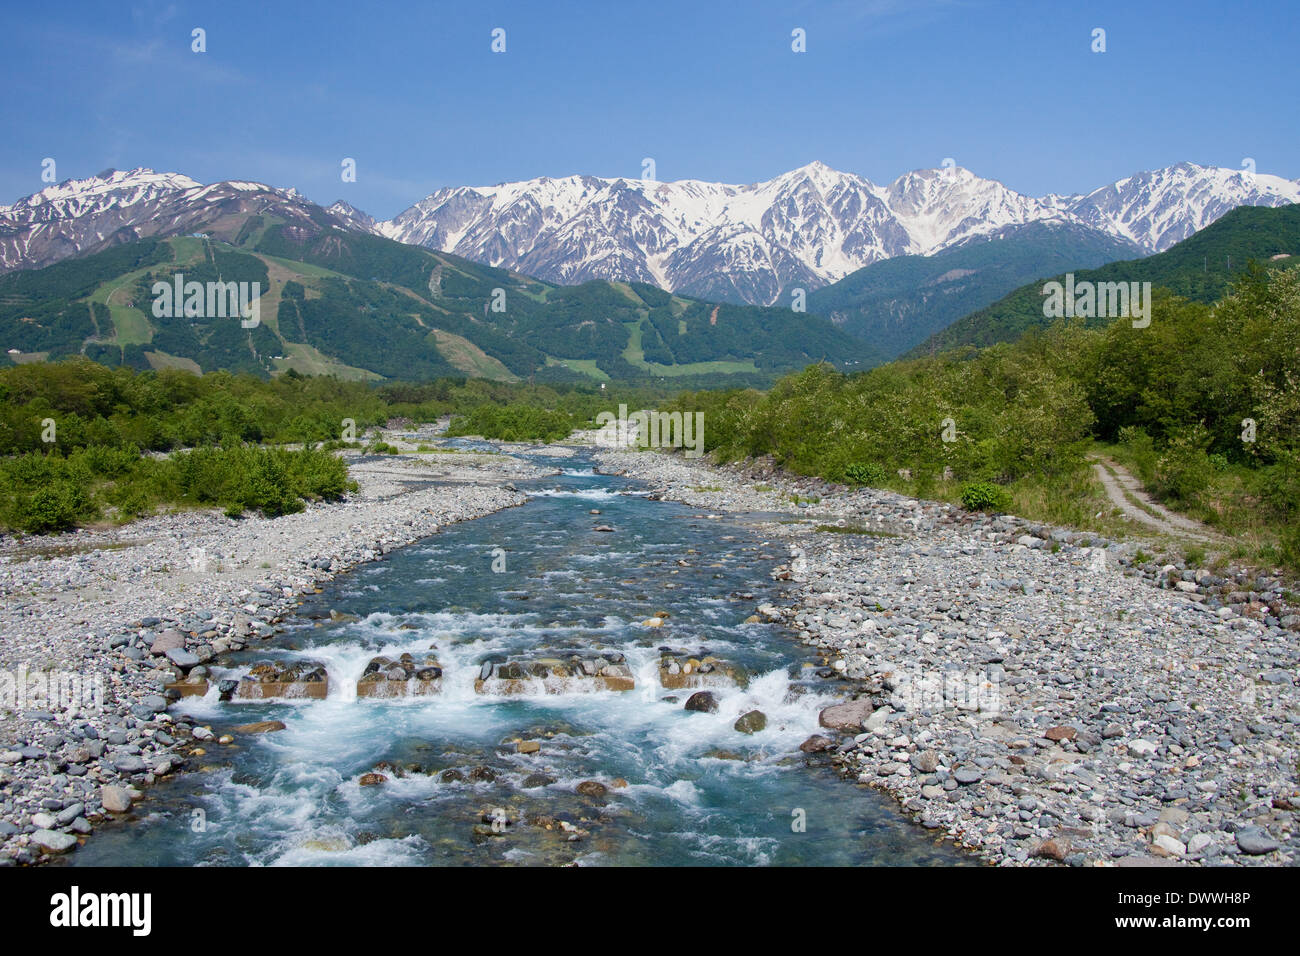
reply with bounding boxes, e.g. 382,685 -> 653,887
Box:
734,710 -> 767,734
1235,827 -> 1279,855
476,656 -> 635,694
231,721 -> 287,735
576,780 -> 608,798
684,691 -> 719,713
799,735 -> 834,753
1152,834 -> 1186,857
150,630 -> 186,656
113,755 -> 146,774
358,772 -> 387,786
818,699 -> 875,733
911,750 -> 940,773
32,829 -> 78,854
1033,837 -> 1071,861
101,785 -> 132,813
165,648 -> 200,669
1044,725 -> 1077,742
953,767 -> 982,785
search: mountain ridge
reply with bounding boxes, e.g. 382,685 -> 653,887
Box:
5,162 -> 1297,309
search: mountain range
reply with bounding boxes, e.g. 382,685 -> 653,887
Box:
4,162 -> 1298,310
372,161 -> 1300,306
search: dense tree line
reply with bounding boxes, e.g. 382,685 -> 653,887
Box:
663,268 -> 1300,565
0,360 -> 676,533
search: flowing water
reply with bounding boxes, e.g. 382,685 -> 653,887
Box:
71,451 -> 965,866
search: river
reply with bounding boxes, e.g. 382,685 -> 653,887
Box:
69,449 -> 964,866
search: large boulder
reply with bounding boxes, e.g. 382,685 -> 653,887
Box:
818,698 -> 877,733
684,691 -> 719,713
32,829 -> 78,854
165,647 -> 200,670
100,785 -> 133,813
150,629 -> 186,656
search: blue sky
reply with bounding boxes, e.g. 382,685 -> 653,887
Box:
2,0 -> 1296,218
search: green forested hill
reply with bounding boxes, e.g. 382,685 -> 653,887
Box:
809,221 -> 1140,359
1,214 -> 878,385
909,203 -> 1300,355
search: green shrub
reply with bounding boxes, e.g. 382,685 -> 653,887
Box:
1154,425 -> 1215,506
1116,425 -> 1158,484
11,480 -> 92,533
447,404 -> 575,442
844,462 -> 888,486
960,480 -> 1011,513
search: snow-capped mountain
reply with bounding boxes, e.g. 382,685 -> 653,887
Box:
3,162 -> 1297,304
376,161 -> 1300,304
1056,161 -> 1300,251
374,162 -> 1065,303
0,167 -> 355,272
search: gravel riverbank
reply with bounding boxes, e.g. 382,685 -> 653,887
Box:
0,448 -> 547,864
595,448 -> 1300,867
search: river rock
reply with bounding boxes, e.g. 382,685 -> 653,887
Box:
150,629 -> 186,655
684,691 -> 719,713
165,647 -> 200,669
734,710 -> 767,734
818,699 -> 875,733
231,721 -> 287,734
1235,827 -> 1279,855
100,785 -> 132,813
32,829 -> 78,854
